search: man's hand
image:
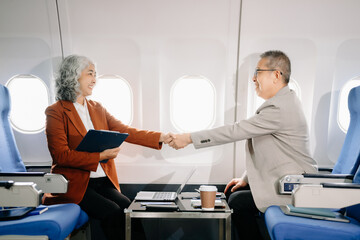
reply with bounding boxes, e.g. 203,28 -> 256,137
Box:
224,178 -> 248,193
168,133 -> 192,150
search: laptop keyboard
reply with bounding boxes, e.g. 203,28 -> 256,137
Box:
153,192 -> 175,200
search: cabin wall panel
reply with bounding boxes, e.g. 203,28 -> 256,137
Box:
0,0 -> 62,165
237,0 -> 360,172
58,0 -> 241,184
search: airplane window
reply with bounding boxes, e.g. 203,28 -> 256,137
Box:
254,78 -> 301,110
89,75 -> 133,125
288,79 -> 302,100
6,75 -> 49,133
170,75 -> 216,132
338,78 -> 360,132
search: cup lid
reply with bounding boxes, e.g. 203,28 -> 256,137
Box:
199,185 -> 217,191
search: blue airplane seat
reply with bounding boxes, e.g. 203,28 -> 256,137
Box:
265,204 -> 360,240
265,85 -> 360,240
0,84 -> 26,173
332,85 -> 360,174
265,167 -> 360,240
0,84 -> 88,239
0,204 -> 86,240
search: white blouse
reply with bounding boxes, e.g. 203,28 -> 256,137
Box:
73,99 -> 106,178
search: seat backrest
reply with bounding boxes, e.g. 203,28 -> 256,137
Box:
332,85 -> 360,174
0,84 -> 26,172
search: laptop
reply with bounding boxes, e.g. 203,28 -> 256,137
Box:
134,168 -> 195,201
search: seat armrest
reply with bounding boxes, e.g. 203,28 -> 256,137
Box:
302,173 -> 353,179
318,167 -> 333,173
25,165 -> 51,173
0,180 -> 15,189
279,174 -> 353,194
322,182 -> 360,189
292,183 -> 360,208
0,173 -> 68,193
0,172 -> 46,177
0,181 -> 42,207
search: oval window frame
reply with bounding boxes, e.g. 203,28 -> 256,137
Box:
89,74 -> 134,125
170,75 -> 216,132
5,74 -> 49,134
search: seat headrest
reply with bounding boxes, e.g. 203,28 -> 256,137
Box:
332,85 -> 360,175
0,84 -> 10,116
348,85 -> 360,114
0,84 -> 26,172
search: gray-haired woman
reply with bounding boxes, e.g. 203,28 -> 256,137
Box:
44,55 -> 172,240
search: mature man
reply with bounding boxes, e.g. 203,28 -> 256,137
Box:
168,50 -> 317,239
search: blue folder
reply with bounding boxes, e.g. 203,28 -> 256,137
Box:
76,129 -> 129,153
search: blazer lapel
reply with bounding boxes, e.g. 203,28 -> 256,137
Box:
87,100 -> 103,130
61,100 -> 88,137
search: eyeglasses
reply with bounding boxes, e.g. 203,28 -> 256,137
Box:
253,69 -> 283,78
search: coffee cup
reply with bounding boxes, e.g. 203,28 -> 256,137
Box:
199,185 -> 217,210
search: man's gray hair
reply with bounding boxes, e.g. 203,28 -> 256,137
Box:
55,55 -> 94,102
260,50 -> 291,83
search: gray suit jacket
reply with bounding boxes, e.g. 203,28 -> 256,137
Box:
191,86 -> 317,212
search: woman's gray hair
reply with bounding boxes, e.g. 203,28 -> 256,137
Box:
55,55 -> 95,102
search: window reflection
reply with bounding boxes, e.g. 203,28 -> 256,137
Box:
90,75 -> 133,125
171,75 -> 216,132
6,75 -> 49,133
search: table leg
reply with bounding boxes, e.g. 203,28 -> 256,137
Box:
219,219 -> 224,240
225,214 -> 231,240
125,212 -> 131,240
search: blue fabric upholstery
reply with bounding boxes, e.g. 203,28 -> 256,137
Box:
347,204 -> 360,223
0,85 -> 26,172
265,205 -> 360,240
265,86 -> 360,240
332,86 -> 360,174
0,204 -> 87,240
0,84 -> 88,239
266,167 -> 360,240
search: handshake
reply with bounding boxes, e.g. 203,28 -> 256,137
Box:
159,132 -> 193,150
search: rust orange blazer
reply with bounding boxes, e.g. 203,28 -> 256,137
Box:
43,100 -> 162,205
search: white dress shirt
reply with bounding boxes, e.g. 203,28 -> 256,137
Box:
73,99 -> 106,178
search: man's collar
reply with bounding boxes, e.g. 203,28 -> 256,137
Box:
275,85 -> 290,97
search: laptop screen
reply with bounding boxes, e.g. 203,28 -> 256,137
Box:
176,168 -> 196,194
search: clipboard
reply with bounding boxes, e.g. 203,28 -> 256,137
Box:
0,207 -> 35,220
76,129 -> 129,153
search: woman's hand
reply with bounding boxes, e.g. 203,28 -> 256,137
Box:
168,133 -> 192,150
99,147 -> 121,161
159,132 -> 175,143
